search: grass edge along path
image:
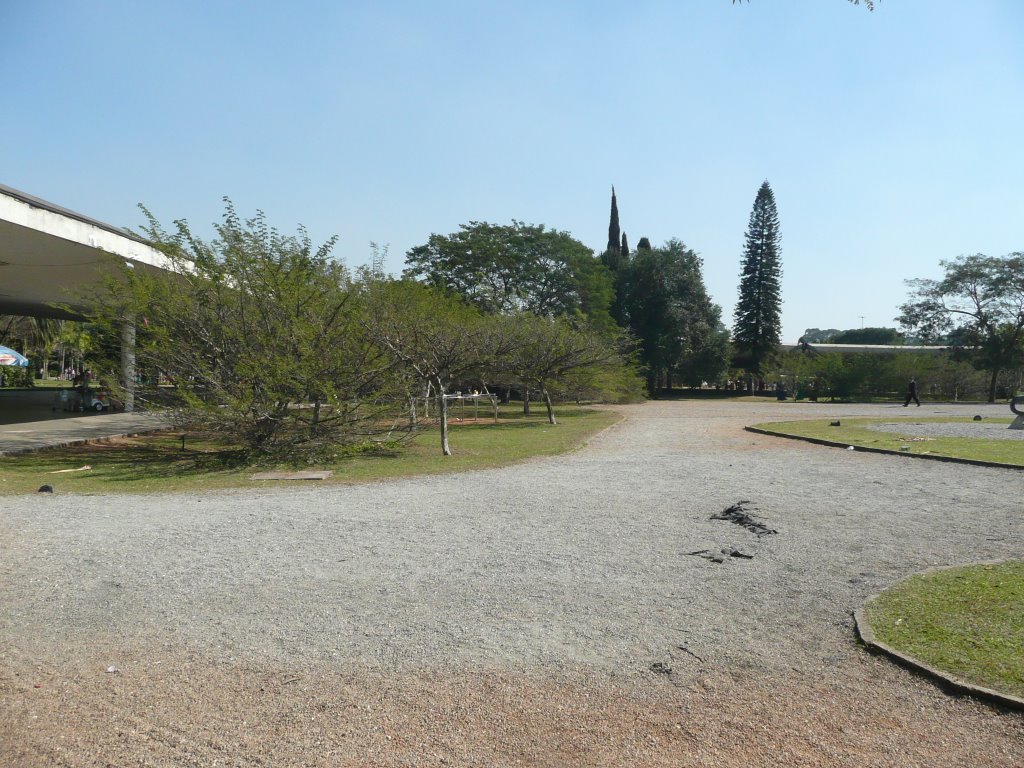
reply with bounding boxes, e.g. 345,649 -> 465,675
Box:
856,561 -> 1024,709
747,416 -> 1024,469
0,406 -> 622,496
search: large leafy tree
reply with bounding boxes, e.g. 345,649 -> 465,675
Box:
898,253 -> 1024,402
404,221 -> 613,326
624,239 -> 730,395
733,180 -> 783,374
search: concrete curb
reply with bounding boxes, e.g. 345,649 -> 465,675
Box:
854,562 -> 1024,712
744,425 -> 1024,471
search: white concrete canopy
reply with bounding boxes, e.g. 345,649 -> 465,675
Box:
0,184 -> 171,319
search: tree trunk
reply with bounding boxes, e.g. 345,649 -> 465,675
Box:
988,367 -> 1000,404
523,386 -> 531,415
439,384 -> 451,456
542,385 -> 557,425
408,392 -> 417,427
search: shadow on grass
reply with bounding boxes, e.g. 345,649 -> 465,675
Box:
1,406 -> 612,493
5,434 -> 249,484
6,431 -> 409,484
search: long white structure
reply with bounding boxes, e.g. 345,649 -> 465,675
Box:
0,184 -> 180,411
0,184 -> 171,318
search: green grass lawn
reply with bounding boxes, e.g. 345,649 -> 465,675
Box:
865,561 -> 1024,699
751,417 -> 1024,467
0,380 -> 74,389
0,405 -> 620,495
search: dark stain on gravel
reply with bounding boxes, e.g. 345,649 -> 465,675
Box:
711,501 -> 778,536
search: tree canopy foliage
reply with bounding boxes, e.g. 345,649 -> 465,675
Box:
403,221 -> 614,326
799,327 -> 905,345
898,253 -> 1024,402
619,239 -> 730,394
828,327 -> 903,345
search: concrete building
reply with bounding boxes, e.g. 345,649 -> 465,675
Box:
0,184 -> 174,410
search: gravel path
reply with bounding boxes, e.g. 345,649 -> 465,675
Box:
2,400 -> 1022,766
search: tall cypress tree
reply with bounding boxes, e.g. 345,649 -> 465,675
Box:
606,186 -> 620,254
732,180 -> 782,373
620,232 -> 629,257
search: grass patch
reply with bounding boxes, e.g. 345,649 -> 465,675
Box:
865,561 -> 1024,698
0,380 -> 74,390
751,417 -> 1024,466
0,405 -> 619,495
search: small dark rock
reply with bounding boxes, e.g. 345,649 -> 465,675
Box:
37,484 -> 54,493
829,420 -> 841,427
973,415 -> 983,421
649,662 -> 673,675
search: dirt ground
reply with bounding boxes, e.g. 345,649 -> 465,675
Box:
3,647 -> 1023,768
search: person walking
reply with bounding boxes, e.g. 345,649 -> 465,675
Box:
903,377 -> 921,407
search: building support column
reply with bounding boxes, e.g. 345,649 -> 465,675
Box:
121,315 -> 136,412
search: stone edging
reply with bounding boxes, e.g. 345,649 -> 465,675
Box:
744,425 -> 1024,471
854,562 -> 1024,712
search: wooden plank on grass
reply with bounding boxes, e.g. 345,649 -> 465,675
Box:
251,470 -> 333,481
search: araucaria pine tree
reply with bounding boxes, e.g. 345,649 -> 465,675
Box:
732,180 -> 782,373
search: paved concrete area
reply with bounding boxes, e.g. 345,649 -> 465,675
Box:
0,388 -> 171,453
0,411 -> 171,455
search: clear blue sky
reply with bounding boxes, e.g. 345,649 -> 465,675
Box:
3,1 -> 1022,341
